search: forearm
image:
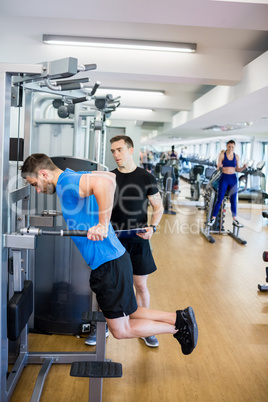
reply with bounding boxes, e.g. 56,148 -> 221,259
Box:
150,204 -> 164,226
236,165 -> 247,173
147,193 -> 164,226
217,152 -> 224,169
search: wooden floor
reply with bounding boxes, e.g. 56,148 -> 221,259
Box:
10,200 -> 268,402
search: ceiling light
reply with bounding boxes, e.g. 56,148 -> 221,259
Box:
96,88 -> 165,96
111,107 -> 154,118
203,123 -> 253,132
43,35 -> 197,53
114,107 -> 153,113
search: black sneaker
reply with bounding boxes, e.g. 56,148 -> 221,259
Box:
173,307 -> 198,355
233,219 -> 243,227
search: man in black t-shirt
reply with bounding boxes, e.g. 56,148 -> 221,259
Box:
109,135 -> 164,348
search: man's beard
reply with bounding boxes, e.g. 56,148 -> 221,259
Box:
46,182 -> 56,195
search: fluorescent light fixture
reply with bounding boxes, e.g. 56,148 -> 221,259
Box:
114,107 -> 153,113
43,35 -> 197,53
97,88 -> 165,97
203,122 -> 253,132
111,107 -> 154,118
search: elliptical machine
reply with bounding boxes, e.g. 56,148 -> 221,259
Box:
238,161 -> 267,203
200,170 -> 247,245
161,165 -> 176,215
188,164 -> 204,201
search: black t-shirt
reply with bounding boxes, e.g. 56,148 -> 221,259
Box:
111,167 -> 159,230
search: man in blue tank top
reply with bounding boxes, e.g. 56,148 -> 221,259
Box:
21,153 -> 198,356
208,140 -> 247,227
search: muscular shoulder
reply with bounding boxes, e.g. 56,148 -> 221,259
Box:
57,169 -> 81,187
79,171 -> 115,197
112,167 -> 156,182
134,167 -> 157,185
136,167 -> 155,178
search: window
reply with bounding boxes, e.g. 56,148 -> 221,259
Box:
261,142 -> 268,192
206,143 -> 210,157
241,142 -> 251,163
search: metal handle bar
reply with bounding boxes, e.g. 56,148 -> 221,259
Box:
21,228 -> 89,236
20,227 -> 147,238
40,78 -> 90,88
78,63 -> 97,72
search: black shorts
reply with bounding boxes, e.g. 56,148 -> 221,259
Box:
120,237 -> 157,276
89,251 -> 138,319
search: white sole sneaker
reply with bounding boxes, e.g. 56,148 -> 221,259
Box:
140,336 -> 159,348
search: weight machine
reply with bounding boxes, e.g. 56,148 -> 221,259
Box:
0,58 -> 121,401
258,251 -> 268,291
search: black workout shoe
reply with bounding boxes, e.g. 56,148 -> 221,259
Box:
207,217 -> 215,227
173,307 -> 198,355
233,219 -> 243,228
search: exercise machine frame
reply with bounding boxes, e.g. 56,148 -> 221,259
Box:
0,59 -> 121,402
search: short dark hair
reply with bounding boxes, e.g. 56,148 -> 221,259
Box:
110,135 -> 134,148
227,140 -> 236,146
21,153 -> 57,179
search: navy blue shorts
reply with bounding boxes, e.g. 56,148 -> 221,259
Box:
120,237 -> 157,276
90,251 -> 138,319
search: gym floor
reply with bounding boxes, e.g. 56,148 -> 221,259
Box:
10,201 -> 268,402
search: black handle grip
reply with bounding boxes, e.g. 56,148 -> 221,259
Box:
90,82 -> 100,96
60,82 -> 82,91
72,97 -> 88,104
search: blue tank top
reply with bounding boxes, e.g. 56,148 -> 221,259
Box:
222,152 -> 237,168
56,169 -> 125,270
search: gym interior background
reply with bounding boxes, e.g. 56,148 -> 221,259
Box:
1,1 -> 268,401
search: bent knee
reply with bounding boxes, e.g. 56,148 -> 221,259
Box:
109,327 -> 127,340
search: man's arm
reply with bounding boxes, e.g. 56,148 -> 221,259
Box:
79,172 -> 116,241
137,192 -> 164,240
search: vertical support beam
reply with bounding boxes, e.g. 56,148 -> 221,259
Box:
0,69 -> 11,402
101,127 -> 106,166
85,116 -> 91,159
23,89 -> 34,159
88,293 -> 106,402
94,129 -> 101,163
0,62 -> 40,402
73,103 -> 84,158
13,250 -> 23,292
94,110 -> 103,163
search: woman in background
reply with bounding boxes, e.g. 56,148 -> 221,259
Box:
208,140 -> 247,227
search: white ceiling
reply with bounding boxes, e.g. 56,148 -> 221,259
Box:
0,0 -> 268,146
